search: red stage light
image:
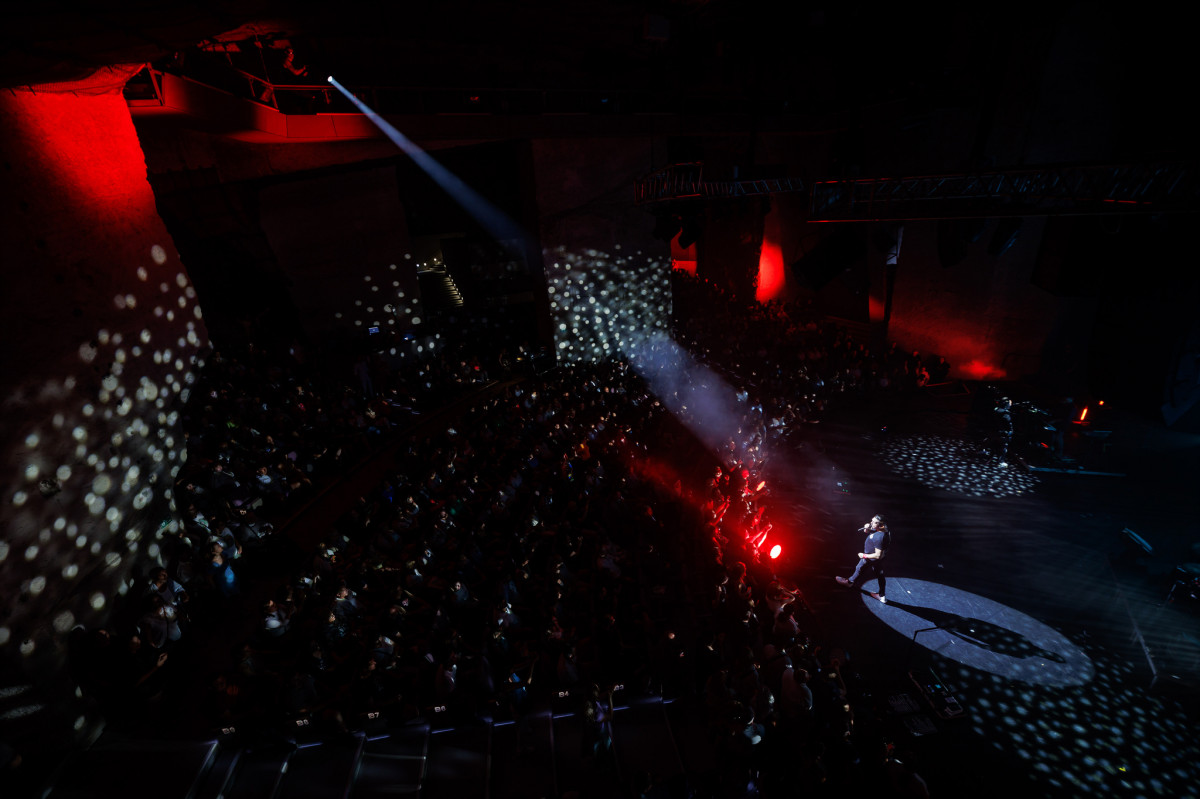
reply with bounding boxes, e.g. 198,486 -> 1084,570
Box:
769,545 -> 781,559
1079,406 -> 1088,422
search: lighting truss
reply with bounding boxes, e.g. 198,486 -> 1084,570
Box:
635,163 -> 1198,220
634,163 -> 807,205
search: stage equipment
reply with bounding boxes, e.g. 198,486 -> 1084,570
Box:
909,666 -> 964,720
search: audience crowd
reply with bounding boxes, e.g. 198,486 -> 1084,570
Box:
673,272 -> 950,435
69,275 -> 937,797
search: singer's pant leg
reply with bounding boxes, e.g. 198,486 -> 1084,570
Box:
849,559 -> 884,594
848,558 -> 867,586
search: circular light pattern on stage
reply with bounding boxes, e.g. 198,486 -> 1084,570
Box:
945,640 -> 1199,798
861,577 -> 1200,796
880,433 -> 1039,497
860,577 -> 1092,687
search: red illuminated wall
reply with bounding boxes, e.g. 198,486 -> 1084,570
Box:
670,232 -> 697,275
0,72 -> 208,749
755,202 -> 786,302
881,218 -> 1094,382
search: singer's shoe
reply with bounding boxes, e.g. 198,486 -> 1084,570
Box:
869,592 -> 886,604
835,577 -> 851,587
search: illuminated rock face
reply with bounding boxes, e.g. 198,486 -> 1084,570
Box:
0,77 -> 207,744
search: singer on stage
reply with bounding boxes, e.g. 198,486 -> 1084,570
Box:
836,515 -> 890,603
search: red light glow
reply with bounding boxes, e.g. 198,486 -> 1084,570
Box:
670,230 -> 697,275
961,359 -> 1007,380
868,295 -> 886,322
769,545 -> 781,559
755,205 -> 785,302
628,455 -> 687,500
1079,406 -> 1088,422
886,307 -> 1019,385
671,228 -> 697,275
10,68 -> 156,217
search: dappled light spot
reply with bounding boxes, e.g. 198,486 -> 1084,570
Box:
881,434 -> 1039,497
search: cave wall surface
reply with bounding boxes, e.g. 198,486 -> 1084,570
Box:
0,75 -> 208,748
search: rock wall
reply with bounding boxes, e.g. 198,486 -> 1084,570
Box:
0,73 -> 208,747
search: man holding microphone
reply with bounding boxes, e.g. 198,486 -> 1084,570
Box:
836,515 -> 890,603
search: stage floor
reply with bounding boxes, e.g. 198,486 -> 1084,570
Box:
766,385 -> 1200,799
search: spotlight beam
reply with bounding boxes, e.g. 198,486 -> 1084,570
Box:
623,331 -> 746,456
326,75 -> 529,260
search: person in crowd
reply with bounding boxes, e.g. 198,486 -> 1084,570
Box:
581,683 -> 615,763
262,599 -> 290,640
146,568 -> 188,609
139,594 -> 183,649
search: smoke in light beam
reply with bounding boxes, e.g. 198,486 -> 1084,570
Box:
623,331 -> 748,457
326,75 -> 529,260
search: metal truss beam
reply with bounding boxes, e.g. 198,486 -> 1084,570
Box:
634,163 -> 806,205
809,164 -> 1197,220
635,163 -> 1199,219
